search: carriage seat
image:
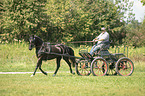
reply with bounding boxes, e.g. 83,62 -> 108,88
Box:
93,41 -> 110,57
98,41 -> 111,56
101,41 -> 110,50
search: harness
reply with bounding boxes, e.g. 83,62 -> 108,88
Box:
38,42 -> 51,54
38,42 -> 69,55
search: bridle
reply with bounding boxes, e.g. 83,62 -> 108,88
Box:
29,37 -> 44,49
29,37 -> 36,50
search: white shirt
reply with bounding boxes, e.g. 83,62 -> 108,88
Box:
96,32 -> 109,45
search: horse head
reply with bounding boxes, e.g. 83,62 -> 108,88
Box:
29,35 -> 43,50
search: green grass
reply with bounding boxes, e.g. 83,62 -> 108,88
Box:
0,73 -> 145,96
0,42 -> 145,72
0,42 -> 145,96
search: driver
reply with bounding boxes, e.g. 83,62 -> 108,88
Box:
90,27 -> 109,56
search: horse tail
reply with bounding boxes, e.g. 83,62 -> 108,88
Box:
58,44 -> 76,67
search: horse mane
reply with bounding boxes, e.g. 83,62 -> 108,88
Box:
34,35 -> 43,43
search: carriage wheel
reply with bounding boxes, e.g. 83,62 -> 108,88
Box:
105,58 -> 117,75
91,57 -> 108,76
108,63 -> 117,75
115,57 -> 134,76
75,59 -> 91,76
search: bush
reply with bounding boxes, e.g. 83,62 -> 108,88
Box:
125,20 -> 145,47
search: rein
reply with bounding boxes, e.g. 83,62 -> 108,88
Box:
34,41 -> 95,48
65,41 -> 95,43
49,41 -> 95,45
32,40 -> 96,50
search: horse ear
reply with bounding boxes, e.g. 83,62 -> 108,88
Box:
29,34 -> 34,37
31,35 -> 35,38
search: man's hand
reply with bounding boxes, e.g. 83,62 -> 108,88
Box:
98,39 -> 104,41
93,38 -> 98,42
93,38 -> 104,42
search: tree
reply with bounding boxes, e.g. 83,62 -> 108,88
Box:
0,0 -> 135,46
45,0 -> 134,45
0,0 -> 47,42
141,0 -> 145,5
125,17 -> 145,47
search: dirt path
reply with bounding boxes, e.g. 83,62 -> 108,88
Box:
0,72 -> 52,74
0,71 -> 69,74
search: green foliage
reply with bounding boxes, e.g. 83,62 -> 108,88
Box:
141,0 -> 145,5
0,0 -> 47,42
0,0 -> 135,46
125,19 -> 145,47
45,0 -> 134,43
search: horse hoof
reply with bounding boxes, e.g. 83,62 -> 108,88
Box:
30,74 -> 34,77
53,74 -> 56,77
44,72 -> 47,75
72,72 -> 75,75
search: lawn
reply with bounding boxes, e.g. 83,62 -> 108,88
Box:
0,43 -> 145,96
0,72 -> 145,96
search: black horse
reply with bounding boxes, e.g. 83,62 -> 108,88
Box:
29,35 -> 76,77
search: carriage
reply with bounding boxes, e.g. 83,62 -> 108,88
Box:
29,35 -> 134,76
75,43 -> 134,76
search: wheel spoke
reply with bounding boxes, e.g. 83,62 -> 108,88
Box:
91,58 -> 108,76
116,57 -> 134,76
76,59 -> 91,76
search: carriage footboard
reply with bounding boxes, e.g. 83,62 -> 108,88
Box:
79,52 -> 93,59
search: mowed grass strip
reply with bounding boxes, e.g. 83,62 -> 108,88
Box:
0,72 -> 145,96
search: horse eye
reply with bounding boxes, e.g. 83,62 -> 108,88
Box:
31,40 -> 34,43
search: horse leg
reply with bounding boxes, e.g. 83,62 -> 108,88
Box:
64,57 -> 75,75
31,56 -> 42,77
39,63 -> 47,76
53,57 -> 61,76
